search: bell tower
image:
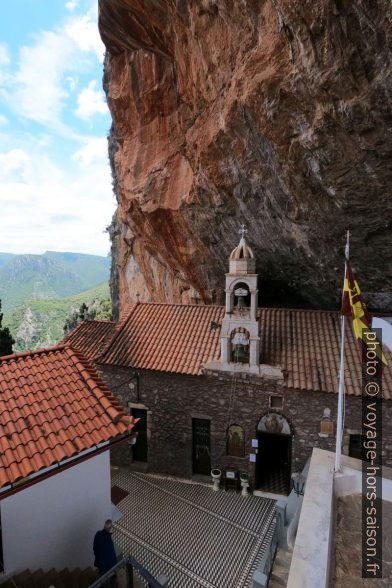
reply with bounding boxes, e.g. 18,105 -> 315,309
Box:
220,225 -> 260,373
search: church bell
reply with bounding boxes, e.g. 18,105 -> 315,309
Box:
236,295 -> 246,310
234,344 -> 248,363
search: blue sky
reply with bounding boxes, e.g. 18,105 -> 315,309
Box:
0,0 -> 114,256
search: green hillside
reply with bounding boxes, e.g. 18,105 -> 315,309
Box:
0,253 -> 16,268
5,282 -> 110,352
0,251 -> 110,314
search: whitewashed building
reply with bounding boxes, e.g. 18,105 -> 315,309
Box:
0,345 -> 136,575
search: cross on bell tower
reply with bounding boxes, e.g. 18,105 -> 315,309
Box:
239,224 -> 248,241
220,226 -> 260,373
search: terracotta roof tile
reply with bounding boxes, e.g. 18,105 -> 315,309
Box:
0,345 -> 137,489
61,320 -> 117,361
97,303 -> 223,376
70,303 -> 392,398
259,308 -> 392,398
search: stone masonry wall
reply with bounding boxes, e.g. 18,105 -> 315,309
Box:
99,365 -> 392,484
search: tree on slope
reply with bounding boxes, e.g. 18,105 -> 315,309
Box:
63,299 -> 112,335
0,300 -> 14,356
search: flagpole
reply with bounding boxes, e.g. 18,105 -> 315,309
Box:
335,230 -> 350,472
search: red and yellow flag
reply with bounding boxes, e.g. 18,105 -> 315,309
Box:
341,261 -> 387,365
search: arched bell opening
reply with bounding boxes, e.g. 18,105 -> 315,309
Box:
230,327 -> 250,364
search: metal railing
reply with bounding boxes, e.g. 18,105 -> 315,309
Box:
252,515 -> 279,587
88,555 -> 167,588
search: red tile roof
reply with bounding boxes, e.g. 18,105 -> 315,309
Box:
62,320 -> 117,360
0,345 -> 136,490
75,303 -> 392,398
260,308 -> 391,398
98,303 -> 224,376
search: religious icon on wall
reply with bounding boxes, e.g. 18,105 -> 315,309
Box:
227,424 -> 245,457
257,413 -> 291,435
320,407 -> 334,435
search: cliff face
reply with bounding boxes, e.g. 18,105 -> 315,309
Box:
99,0 -> 392,316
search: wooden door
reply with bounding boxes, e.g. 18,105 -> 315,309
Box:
256,432 -> 292,494
192,418 -> 211,475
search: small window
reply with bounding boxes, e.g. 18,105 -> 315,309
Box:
269,395 -> 283,410
227,424 -> 245,457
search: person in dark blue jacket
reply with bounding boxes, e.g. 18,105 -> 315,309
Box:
93,519 -> 118,587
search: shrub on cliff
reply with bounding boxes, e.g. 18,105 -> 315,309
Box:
0,300 -> 14,356
63,298 -> 112,335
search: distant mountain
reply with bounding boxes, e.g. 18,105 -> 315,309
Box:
0,253 -> 16,268
0,251 -> 110,314
5,282 -> 111,352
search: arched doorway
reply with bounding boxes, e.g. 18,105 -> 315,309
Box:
255,413 -> 292,495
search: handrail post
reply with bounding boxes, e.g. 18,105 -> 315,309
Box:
126,559 -> 134,588
87,554 -> 166,588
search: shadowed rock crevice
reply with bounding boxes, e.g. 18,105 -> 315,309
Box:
99,0 -> 392,313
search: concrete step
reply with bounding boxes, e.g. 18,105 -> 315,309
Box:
39,567 -> 58,587
268,579 -> 288,588
269,570 -> 289,587
271,562 -> 289,576
78,568 -> 99,588
275,552 -> 292,566
29,569 -> 45,587
57,568 -> 73,586
2,567 -> 99,588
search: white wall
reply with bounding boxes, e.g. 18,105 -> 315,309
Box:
1,451 -> 112,574
334,453 -> 392,501
287,449 -> 392,588
372,317 -> 392,352
287,449 -> 334,588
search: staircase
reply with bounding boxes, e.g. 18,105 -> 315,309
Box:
0,567 -> 99,588
268,546 -> 293,587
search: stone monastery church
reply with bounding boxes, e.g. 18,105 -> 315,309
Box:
64,230 -> 392,496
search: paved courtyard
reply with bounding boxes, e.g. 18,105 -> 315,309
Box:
111,471 -> 276,587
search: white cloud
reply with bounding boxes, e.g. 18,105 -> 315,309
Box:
0,114 -> 8,125
0,5 -> 105,131
73,137 -> 108,166
75,80 -> 108,120
11,31 -> 74,127
65,6 -> 105,61
0,139 -> 114,255
0,43 -> 10,66
65,1 -> 78,11
0,4 -> 113,256
0,149 -> 31,180
66,75 -> 78,91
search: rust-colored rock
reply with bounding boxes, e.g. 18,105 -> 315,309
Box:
99,0 -> 392,318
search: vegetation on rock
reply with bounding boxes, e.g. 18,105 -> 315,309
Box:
63,297 -> 112,335
0,300 -> 14,357
5,283 -> 110,352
